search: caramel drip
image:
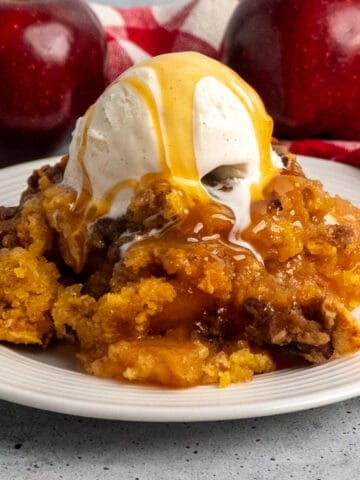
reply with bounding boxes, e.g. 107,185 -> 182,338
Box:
225,79 -> 278,201
95,178 -> 139,217
60,106 -> 96,271
121,77 -> 167,173
75,105 -> 96,211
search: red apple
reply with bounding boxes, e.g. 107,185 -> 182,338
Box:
0,0 -> 108,166
222,0 -> 360,140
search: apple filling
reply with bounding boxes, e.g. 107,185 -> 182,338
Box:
0,153 -> 360,387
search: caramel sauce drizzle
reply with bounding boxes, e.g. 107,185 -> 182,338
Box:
66,52 -> 279,271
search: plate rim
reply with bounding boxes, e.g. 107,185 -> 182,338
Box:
2,355 -> 360,422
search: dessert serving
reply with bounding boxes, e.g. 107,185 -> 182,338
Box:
1,52 -> 360,388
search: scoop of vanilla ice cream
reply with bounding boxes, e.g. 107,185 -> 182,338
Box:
63,51 -> 282,230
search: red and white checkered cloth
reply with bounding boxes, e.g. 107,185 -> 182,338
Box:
90,0 -> 360,167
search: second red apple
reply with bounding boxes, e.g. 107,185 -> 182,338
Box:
222,0 -> 360,140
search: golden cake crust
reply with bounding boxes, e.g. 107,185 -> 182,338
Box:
1,156 -> 360,387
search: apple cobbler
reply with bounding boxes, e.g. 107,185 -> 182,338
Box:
0,151 -> 360,388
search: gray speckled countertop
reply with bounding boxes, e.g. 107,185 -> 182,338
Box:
1,1 -> 360,478
2,398 -> 360,479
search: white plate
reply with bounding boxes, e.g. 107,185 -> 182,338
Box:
1,156 -> 360,422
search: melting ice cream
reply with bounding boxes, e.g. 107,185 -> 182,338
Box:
64,52 -> 282,238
